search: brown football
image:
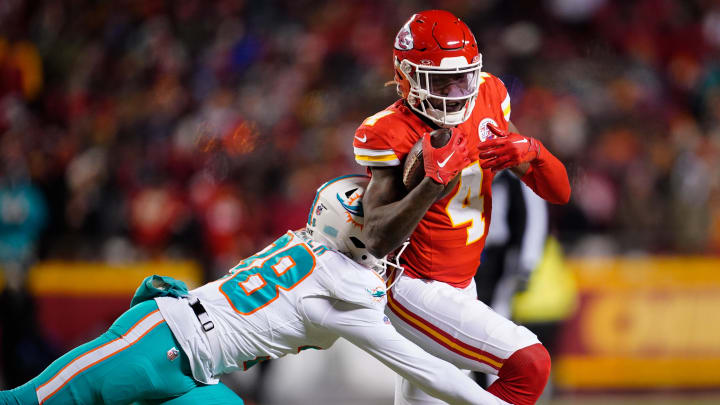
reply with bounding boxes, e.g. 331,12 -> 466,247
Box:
402,128 -> 460,199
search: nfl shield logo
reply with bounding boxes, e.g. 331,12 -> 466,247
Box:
167,347 -> 180,362
478,118 -> 499,142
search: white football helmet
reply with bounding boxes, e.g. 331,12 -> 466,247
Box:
306,174 -> 407,284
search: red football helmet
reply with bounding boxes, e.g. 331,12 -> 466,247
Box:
393,10 -> 482,127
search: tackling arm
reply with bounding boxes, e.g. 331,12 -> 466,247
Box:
301,296 -> 510,405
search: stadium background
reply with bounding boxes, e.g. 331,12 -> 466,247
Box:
1,0 -> 720,403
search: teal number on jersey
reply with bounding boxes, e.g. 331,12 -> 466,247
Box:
220,234 -> 315,314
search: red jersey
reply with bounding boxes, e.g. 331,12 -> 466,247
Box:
353,73 -> 512,288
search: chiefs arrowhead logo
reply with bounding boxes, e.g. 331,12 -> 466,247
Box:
479,118 -> 499,142
394,22 -> 413,51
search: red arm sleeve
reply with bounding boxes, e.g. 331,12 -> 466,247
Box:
520,142 -> 571,205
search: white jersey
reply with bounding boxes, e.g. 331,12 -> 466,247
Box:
157,230 -> 509,405
157,231 -> 385,382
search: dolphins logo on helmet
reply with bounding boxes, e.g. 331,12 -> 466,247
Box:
336,188 -> 364,228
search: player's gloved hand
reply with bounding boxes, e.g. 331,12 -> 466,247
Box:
478,124 -> 540,172
422,128 -> 472,185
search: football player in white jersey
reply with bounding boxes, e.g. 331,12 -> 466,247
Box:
1,175 -> 509,405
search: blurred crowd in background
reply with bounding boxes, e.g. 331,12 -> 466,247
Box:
1,0 -> 720,284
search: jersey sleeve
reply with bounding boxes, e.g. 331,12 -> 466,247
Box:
301,297 -> 510,405
486,74 -> 511,123
353,126 -> 401,167
354,104 -> 424,167
315,250 -> 388,310
475,73 -> 511,125
500,84 -> 511,123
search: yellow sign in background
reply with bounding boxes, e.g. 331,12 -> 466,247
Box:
0,261 -> 202,294
555,257 -> 720,389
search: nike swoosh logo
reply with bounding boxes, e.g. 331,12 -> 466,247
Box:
437,151 -> 455,168
355,134 -> 367,142
512,139 -> 528,144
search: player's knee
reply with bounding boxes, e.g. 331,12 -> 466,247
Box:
515,343 -> 551,390
489,343 -> 550,405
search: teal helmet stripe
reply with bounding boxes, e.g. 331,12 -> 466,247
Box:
307,174 -> 369,225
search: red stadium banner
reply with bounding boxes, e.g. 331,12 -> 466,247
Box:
555,257 -> 720,389
9,261 -> 202,349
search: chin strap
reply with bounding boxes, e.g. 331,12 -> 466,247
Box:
380,240 -> 410,291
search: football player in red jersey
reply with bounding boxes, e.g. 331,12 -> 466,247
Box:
353,10 -> 571,405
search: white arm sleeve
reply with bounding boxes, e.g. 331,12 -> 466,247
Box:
301,296 -> 510,405
519,181 -> 548,273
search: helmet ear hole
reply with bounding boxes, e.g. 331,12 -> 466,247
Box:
349,236 -> 366,249
394,69 -> 411,99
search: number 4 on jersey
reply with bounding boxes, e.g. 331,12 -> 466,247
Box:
444,162 -> 486,245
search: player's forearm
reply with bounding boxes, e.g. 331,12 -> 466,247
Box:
382,352 -> 510,405
363,177 -> 443,257
378,348 -> 510,405
521,145 -> 571,204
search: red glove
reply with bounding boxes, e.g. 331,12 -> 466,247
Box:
422,128 -> 471,185
478,125 -> 540,172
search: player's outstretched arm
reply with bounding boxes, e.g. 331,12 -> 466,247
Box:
301,296 -> 510,405
478,122 -> 570,204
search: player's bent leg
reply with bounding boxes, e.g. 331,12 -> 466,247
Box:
487,343 -> 550,405
1,323 -> 129,405
386,275 -> 539,373
386,275 -> 546,404
1,301 -> 198,405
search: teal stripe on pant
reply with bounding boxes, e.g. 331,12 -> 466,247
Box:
0,300 -> 243,405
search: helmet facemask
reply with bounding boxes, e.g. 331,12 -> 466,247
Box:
345,234 -> 408,284
397,56 -> 482,128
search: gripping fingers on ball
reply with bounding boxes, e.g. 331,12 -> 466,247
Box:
477,138 -> 505,154
481,155 -> 513,171
478,145 -> 501,159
